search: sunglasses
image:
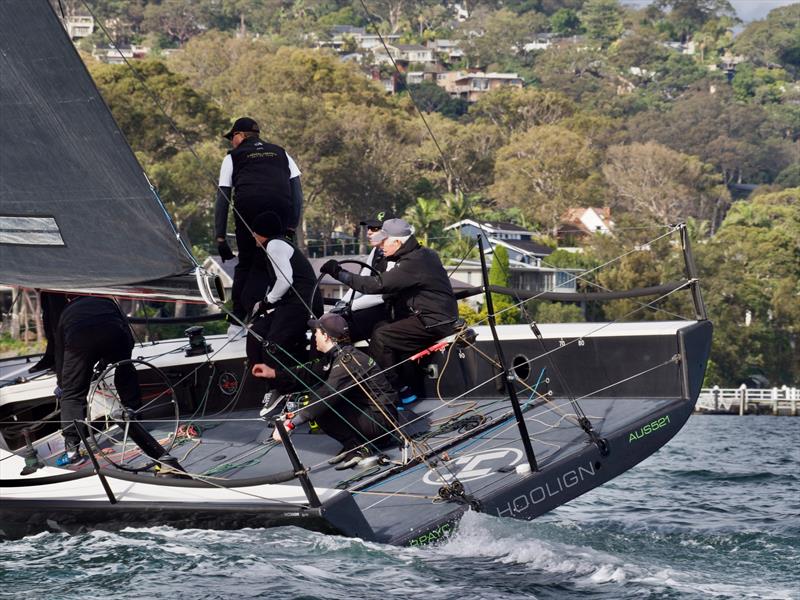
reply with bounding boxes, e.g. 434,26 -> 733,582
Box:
367,226 -> 382,232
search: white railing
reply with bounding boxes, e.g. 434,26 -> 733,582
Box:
697,385 -> 799,415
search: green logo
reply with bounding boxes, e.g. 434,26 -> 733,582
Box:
629,414 -> 671,443
377,211 -> 385,221
408,522 -> 452,546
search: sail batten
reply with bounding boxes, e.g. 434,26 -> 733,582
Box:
0,0 -> 195,289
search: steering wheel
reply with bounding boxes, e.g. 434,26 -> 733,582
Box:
86,358 -> 180,472
311,259 -> 384,317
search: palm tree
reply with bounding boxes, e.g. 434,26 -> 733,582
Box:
404,196 -> 443,246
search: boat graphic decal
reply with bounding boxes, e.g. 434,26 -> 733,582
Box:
218,372 -> 239,395
423,448 -> 523,485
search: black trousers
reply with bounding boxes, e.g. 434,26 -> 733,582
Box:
60,324 -> 165,459
369,316 -> 454,388
231,197 -> 290,320
346,303 -> 388,343
315,402 -> 398,452
246,304 -> 309,370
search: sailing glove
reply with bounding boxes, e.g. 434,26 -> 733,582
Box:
217,240 -> 234,261
320,259 -> 342,278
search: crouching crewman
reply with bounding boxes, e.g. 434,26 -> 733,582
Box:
255,313 -> 400,470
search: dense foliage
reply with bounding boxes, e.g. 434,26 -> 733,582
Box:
69,0 -> 798,385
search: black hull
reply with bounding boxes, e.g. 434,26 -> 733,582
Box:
0,321 -> 712,545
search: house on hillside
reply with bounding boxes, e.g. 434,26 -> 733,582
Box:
445,219 -> 552,266
557,207 -> 614,244
64,15 -> 94,39
426,39 -> 465,63
437,71 -> 523,102
447,260 -> 580,304
406,63 -> 446,85
373,43 -> 436,66
92,44 -> 149,64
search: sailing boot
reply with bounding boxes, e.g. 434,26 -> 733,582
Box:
55,445 -> 84,467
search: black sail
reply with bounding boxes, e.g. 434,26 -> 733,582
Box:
0,0 -> 195,290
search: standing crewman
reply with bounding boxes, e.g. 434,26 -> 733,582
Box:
320,219 -> 458,401
257,313 -> 400,470
331,210 -> 394,342
53,295 -> 184,473
214,116 -> 304,328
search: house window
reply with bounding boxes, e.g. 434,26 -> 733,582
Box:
556,271 -> 571,287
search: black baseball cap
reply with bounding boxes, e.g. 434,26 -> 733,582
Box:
308,313 -> 349,341
223,117 -> 260,140
359,210 -> 395,228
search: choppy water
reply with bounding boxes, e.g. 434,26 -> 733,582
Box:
2,416 -> 798,599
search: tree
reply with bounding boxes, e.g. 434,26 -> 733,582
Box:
408,82 -> 467,118
142,0 -> 212,45
624,87 -> 796,185
580,0 -> 624,48
652,0 -> 738,41
416,115 -> 504,195
404,197 -> 443,247
733,4 -> 800,74
550,8 -> 582,35
698,188 -> 800,384
603,141 -> 731,227
490,125 -> 605,235
90,60 -> 226,162
471,87 -> 577,137
460,8 -> 549,68
480,245 -> 521,324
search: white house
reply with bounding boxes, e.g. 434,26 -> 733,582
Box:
445,219 -> 553,266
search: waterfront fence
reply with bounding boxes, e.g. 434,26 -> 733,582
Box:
696,385 -> 799,416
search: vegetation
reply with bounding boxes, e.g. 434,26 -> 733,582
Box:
50,0 -> 799,386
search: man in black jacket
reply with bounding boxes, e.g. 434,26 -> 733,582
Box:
213,117 -> 304,323
54,296 -> 183,473
256,313 -> 400,469
320,219 -> 458,394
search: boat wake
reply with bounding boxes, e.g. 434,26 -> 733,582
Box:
3,513 -> 796,600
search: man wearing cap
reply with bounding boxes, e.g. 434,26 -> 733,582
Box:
332,210 -> 395,342
256,313 -> 400,470
244,211 -> 322,379
214,116 -> 305,323
320,218 -> 458,393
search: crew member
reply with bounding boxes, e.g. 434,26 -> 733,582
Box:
246,211 -> 322,379
54,295 -> 184,473
332,210 -> 394,342
214,116 -> 304,324
320,219 -> 458,395
256,313 -> 399,470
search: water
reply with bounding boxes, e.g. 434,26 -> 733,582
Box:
2,416 -> 798,599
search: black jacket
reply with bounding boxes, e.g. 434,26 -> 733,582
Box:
337,236 -> 458,328
277,345 -> 398,425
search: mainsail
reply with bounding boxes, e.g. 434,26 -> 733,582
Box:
0,0 -> 196,292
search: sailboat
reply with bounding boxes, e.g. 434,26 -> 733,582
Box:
0,0 -> 712,546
